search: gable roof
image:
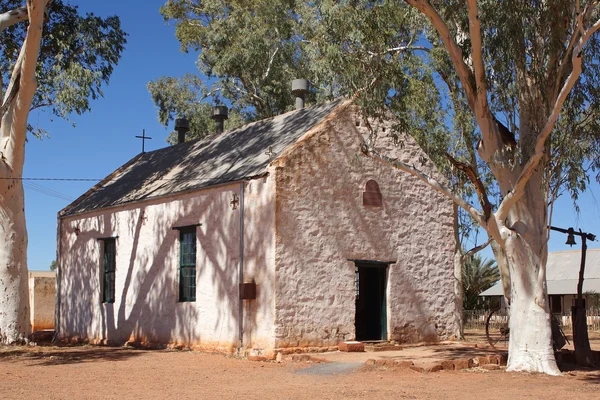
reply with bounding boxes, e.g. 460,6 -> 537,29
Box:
60,99 -> 345,217
480,249 -> 600,296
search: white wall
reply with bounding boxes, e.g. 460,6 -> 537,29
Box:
58,178 -> 275,352
272,104 -> 456,348
29,271 -> 56,332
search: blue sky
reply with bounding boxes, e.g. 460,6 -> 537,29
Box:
25,0 -> 198,269
23,0 -> 600,270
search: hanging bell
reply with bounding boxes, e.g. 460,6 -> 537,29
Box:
566,228 -> 577,246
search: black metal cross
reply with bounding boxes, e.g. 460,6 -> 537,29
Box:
135,129 -> 152,153
230,193 -> 239,210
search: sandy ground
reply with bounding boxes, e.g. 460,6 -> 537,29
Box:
0,331 -> 599,400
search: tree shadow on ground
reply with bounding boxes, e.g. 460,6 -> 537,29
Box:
0,345 -> 146,366
428,345 -> 506,360
575,373 -> 600,384
556,349 -> 600,376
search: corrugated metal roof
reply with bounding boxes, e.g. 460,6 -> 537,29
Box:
60,99 -> 345,217
480,249 -> 600,296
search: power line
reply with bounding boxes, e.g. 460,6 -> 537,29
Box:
0,177 -> 102,181
0,176 -> 204,183
23,181 -> 75,202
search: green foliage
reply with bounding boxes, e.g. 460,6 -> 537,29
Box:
148,74 -> 245,142
155,0 -> 600,221
49,260 -> 57,271
158,0 -> 308,123
0,0 -> 127,137
462,254 -> 499,310
585,291 -> 600,310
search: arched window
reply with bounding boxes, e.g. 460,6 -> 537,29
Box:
363,180 -> 382,207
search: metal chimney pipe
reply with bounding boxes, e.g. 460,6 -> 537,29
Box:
291,79 -> 310,110
174,118 -> 190,144
211,105 -> 229,134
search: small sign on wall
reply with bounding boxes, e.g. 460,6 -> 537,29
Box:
239,282 -> 257,300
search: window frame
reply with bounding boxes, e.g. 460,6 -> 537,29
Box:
101,238 -> 116,304
178,227 -> 197,302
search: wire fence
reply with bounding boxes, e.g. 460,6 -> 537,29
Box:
464,308 -> 600,331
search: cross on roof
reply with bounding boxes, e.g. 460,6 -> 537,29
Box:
265,146 -> 275,161
135,129 -> 152,153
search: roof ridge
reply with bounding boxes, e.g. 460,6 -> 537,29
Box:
60,99 -> 346,217
550,248 -> 600,254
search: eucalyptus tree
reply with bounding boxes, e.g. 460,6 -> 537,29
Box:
153,0 -> 311,139
357,1 -> 600,374
306,0 -> 600,373
0,0 -> 126,344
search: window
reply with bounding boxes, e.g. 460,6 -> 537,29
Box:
102,239 -> 116,304
179,228 -> 197,302
550,295 -> 562,313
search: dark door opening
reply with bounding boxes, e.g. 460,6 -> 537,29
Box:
355,262 -> 387,341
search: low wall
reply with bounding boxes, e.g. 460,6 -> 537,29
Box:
29,271 -> 56,332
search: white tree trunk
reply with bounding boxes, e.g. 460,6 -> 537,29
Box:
453,249 -> 464,339
505,236 -> 560,375
0,180 -> 29,343
0,0 -> 47,344
452,203 -> 464,339
502,176 -> 560,375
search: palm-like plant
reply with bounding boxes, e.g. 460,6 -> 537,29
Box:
462,254 -> 499,310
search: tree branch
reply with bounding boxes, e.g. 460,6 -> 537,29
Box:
497,17 -> 600,221
466,0 -> 489,116
29,101 -> 52,112
262,45 -> 279,81
367,45 -> 430,58
0,6 -> 28,33
445,152 -> 492,221
0,71 -> 20,122
464,237 -> 492,258
404,0 -> 477,108
1,0 -> 48,169
363,144 -> 486,228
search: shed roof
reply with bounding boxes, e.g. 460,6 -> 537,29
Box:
480,249 -> 600,296
60,99 -> 345,217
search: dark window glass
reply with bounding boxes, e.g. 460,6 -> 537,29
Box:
102,239 -> 116,303
179,228 -> 197,302
550,295 -> 562,313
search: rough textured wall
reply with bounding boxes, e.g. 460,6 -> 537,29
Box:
58,178 -> 275,352
273,104 -> 455,348
28,272 -> 56,331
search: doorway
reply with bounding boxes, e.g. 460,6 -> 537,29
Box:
354,262 -> 388,341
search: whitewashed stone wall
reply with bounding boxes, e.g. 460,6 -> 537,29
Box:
58,178 -> 275,352
29,271 -> 56,332
272,104 -> 455,348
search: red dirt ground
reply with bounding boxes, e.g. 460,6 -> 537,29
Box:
1,331 -> 599,400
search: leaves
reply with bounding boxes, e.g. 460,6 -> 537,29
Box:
148,74 -> 245,142
462,254 -> 499,310
155,0 -> 600,226
0,0 -> 127,134
159,0 -> 306,120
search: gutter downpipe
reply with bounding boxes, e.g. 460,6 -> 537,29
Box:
53,216 -> 62,343
238,182 -> 245,350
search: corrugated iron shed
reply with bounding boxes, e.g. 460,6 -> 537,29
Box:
60,99 -> 344,217
480,249 -> 600,296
